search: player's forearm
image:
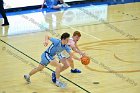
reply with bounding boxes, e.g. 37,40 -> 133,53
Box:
76,45 -> 80,50
70,52 -> 80,61
45,35 -> 50,42
75,45 -> 84,55
73,56 -> 80,61
74,49 -> 80,54
72,47 -> 83,55
44,35 -> 50,47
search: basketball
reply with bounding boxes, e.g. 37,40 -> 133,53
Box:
81,56 -> 90,65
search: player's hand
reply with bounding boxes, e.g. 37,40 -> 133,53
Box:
78,58 -> 81,61
44,41 -> 48,47
81,52 -> 86,56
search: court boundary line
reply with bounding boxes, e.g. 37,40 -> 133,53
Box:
0,39 -> 91,93
0,3 -> 139,92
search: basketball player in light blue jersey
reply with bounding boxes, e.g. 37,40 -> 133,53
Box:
24,33 -> 80,88
41,0 -> 70,9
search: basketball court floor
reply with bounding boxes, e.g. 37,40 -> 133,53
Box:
0,2 -> 140,93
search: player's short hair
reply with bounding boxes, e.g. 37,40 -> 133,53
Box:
73,31 -> 81,37
61,32 -> 70,40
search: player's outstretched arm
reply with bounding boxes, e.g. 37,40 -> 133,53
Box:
76,43 -> 86,56
69,52 -> 81,61
72,44 -> 85,56
43,35 -> 50,47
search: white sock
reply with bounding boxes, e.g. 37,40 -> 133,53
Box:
56,79 -> 60,84
72,68 -> 75,70
26,74 -> 30,78
56,79 -> 59,82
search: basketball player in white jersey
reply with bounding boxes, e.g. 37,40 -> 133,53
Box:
52,31 -> 85,83
61,31 -> 85,73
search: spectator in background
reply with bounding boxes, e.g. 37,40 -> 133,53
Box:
113,0 -> 124,3
0,0 -> 9,26
41,0 -> 70,9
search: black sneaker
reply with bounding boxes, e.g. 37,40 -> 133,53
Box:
1,23 -> 9,26
71,68 -> 81,73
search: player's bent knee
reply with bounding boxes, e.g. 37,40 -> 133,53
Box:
68,59 -> 74,63
65,64 -> 69,68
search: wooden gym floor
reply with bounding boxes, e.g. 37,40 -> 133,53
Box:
0,2 -> 140,93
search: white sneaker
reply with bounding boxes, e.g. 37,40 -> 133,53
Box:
24,75 -> 31,84
57,4 -> 63,8
56,80 -> 67,88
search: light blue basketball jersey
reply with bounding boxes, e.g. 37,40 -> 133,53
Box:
45,0 -> 58,8
40,37 -> 71,66
45,37 -> 71,56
